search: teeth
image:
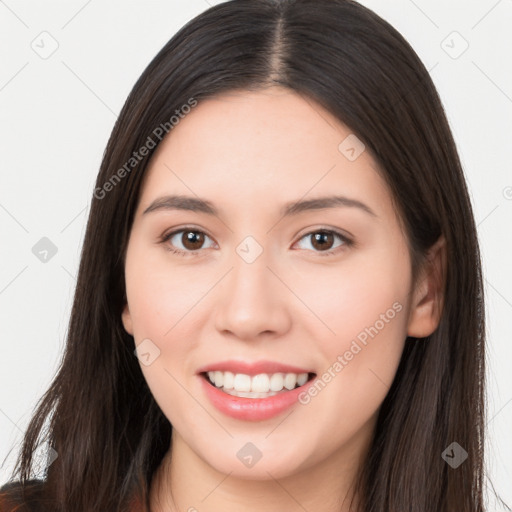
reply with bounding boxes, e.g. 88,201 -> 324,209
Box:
205,371 -> 310,394
233,373 -> 251,392
214,371 -> 223,388
223,371 -> 234,390
269,373 -> 285,391
297,373 -> 308,386
251,374 -> 270,393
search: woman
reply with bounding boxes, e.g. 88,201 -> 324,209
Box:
0,0 -> 490,510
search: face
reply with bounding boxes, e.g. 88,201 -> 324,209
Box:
122,87 -> 438,481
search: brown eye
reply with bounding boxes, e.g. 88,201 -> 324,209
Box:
295,229 -> 352,256
181,231 -> 205,250
310,231 -> 335,251
162,228 -> 215,256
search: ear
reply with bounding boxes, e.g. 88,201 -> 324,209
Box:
122,303 -> 134,336
407,235 -> 447,338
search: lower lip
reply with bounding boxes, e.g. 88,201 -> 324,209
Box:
199,374 -> 315,421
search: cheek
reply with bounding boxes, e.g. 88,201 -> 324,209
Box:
124,244 -> 208,410
124,248 -> 205,429
293,252 -> 410,439
124,245 -> 203,341
290,248 -> 410,347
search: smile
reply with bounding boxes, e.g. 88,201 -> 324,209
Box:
204,371 -> 313,398
199,368 -> 317,421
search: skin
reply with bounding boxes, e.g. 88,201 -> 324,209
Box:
121,86 -> 446,512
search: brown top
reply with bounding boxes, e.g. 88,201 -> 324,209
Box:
0,480 -> 144,512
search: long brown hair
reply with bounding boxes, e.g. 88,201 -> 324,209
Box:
2,0 -> 489,510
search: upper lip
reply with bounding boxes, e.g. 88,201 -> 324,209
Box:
196,360 -> 315,376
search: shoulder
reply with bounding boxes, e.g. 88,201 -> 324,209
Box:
0,480 -> 45,512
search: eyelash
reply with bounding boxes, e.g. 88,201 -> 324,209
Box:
159,226 -> 354,258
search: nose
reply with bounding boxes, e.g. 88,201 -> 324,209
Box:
213,245 -> 292,342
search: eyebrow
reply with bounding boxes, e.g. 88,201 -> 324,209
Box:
142,194 -> 377,218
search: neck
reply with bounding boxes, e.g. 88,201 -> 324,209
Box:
149,425 -> 373,512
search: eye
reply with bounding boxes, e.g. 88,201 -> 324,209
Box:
161,228 -> 216,256
294,229 -> 353,256
160,227 -> 353,258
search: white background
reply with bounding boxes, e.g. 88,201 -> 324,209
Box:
0,0 -> 511,508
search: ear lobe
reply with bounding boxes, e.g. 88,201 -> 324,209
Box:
407,235 -> 447,339
122,303 -> 134,336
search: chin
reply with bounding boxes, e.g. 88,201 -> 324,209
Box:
197,438 -> 310,481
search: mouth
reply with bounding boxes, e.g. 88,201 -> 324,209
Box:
200,371 -> 317,399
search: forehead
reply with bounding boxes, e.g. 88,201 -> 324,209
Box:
138,87 -> 392,220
